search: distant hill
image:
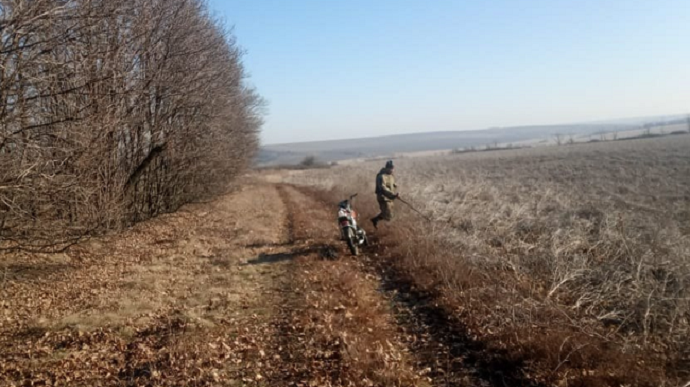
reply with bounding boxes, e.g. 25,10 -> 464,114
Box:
258,114 -> 688,166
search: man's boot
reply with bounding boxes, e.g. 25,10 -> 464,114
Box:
370,217 -> 379,229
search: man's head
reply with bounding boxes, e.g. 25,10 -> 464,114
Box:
385,160 -> 394,173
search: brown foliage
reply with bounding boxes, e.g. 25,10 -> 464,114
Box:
0,0 -> 261,250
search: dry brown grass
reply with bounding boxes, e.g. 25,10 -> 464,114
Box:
283,136 -> 690,386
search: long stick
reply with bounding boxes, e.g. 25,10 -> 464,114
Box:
397,197 -> 432,222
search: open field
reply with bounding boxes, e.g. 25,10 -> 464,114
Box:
283,135 -> 690,385
2,135 -> 688,386
259,117 -> 690,166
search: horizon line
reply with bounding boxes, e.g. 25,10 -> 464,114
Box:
262,112 -> 688,147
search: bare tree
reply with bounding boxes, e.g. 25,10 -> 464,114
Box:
0,0 -> 262,251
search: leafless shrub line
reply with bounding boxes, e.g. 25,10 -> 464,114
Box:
0,0 -> 262,250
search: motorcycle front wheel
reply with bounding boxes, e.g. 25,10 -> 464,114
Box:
345,228 -> 359,256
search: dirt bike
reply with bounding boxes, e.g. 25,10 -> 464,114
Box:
337,194 -> 368,256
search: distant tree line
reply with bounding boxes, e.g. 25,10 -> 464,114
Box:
0,0 -> 262,250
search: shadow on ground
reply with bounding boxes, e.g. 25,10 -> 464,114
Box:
1,262 -> 76,282
364,234 -> 546,387
245,244 -> 340,266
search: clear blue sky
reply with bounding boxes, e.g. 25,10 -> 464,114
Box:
207,0 -> 690,145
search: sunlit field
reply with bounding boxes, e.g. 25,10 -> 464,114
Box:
284,135 -> 690,384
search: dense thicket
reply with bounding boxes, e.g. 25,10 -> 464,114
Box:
0,0 -> 261,250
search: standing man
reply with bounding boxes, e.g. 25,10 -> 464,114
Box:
371,160 -> 399,229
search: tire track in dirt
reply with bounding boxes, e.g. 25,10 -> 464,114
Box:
366,241 -> 546,386
2,181 -> 540,386
287,185 -> 545,387
375,270 -> 545,387
270,185 -> 428,386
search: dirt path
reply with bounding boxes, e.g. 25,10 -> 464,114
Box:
0,183 -> 418,386
1,182 -> 529,386
279,186 -> 542,387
